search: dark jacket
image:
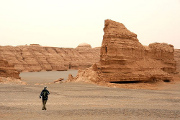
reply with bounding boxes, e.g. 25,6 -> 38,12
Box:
40,89 -> 50,100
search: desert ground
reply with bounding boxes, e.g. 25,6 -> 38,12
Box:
0,70 -> 180,120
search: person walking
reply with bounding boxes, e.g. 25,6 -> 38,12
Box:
39,86 -> 50,110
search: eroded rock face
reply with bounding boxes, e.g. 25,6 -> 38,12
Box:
75,43 -> 100,69
0,44 -> 100,72
74,19 -> 176,83
0,58 -> 20,79
174,49 -> 180,72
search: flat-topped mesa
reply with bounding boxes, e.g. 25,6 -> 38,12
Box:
148,43 -> 174,60
76,43 -> 92,49
148,43 -> 176,74
76,43 -> 92,55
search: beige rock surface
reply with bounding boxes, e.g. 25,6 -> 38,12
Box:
73,19 -> 177,84
0,44 -> 100,72
0,57 -> 20,79
67,74 -> 74,81
174,49 -> 180,73
54,78 -> 64,83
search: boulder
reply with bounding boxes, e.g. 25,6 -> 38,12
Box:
54,78 -> 64,83
67,74 -> 74,81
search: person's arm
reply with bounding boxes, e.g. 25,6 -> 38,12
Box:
47,90 -> 50,95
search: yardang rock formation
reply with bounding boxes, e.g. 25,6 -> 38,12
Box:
174,49 -> 180,72
0,57 -> 20,79
74,19 -> 176,83
0,44 -> 100,72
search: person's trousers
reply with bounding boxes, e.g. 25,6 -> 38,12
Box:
42,100 -> 47,110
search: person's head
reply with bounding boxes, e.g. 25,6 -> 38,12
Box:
44,86 -> 47,90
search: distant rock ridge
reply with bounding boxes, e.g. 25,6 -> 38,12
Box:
73,19 -> 177,83
0,43 -> 100,72
76,43 -> 92,48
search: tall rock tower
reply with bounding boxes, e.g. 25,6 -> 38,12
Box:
71,19 -> 176,84
99,19 -> 176,82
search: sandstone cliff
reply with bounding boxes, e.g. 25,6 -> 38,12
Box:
73,19 -> 176,83
174,49 -> 180,72
0,44 -> 100,72
0,57 -> 20,79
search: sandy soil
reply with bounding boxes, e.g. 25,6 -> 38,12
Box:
0,71 -> 180,120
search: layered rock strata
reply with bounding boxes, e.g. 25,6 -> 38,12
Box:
0,57 -> 20,79
174,49 -> 180,72
74,19 -> 176,83
0,44 -> 100,72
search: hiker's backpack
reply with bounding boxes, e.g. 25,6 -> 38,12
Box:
42,90 -> 48,98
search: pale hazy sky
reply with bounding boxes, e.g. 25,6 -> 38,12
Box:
0,0 -> 180,48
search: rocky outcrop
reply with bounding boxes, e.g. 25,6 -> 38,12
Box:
174,49 -> 180,72
75,43 -> 100,69
0,57 -> 20,79
67,74 -> 74,82
73,19 -> 176,83
54,78 -> 64,83
0,44 -> 100,72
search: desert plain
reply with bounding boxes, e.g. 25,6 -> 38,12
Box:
0,20 -> 180,120
0,70 -> 180,120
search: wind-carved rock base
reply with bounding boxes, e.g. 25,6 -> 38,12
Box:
73,19 -> 176,84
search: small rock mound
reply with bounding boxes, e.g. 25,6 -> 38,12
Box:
76,43 -> 92,49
